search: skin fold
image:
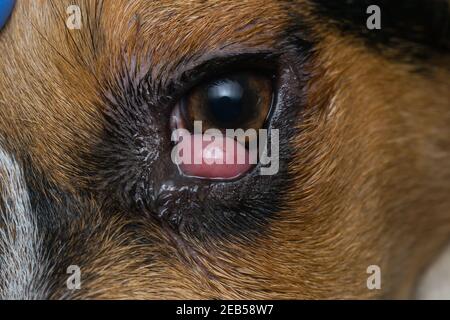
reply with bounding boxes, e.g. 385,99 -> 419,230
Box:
0,0 -> 449,299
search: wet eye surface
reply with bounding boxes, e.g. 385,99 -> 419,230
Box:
174,73 -> 273,132
91,50 -> 305,239
169,72 -> 274,180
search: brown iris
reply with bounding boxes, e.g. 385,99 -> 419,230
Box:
173,73 -> 273,139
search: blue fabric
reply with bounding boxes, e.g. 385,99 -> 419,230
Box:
0,0 -> 15,30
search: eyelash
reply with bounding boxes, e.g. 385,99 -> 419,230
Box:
144,53 -> 279,108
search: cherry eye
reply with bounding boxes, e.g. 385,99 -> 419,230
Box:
174,72 -> 273,133
170,72 -> 273,180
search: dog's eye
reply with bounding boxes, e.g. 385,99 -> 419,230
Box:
173,73 -> 273,134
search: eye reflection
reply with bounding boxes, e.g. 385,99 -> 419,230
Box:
170,72 -> 274,180
174,72 -> 273,134
207,79 -> 245,126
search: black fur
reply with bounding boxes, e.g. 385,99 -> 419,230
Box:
83,44 -> 313,241
310,0 -> 449,61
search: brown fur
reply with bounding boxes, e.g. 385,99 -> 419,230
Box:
0,0 -> 449,299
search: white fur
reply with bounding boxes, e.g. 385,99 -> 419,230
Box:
416,243 -> 450,300
1,145 -> 449,299
0,147 -> 48,299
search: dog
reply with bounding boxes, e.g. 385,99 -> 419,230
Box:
0,0 -> 449,299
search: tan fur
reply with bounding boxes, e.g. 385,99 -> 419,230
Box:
0,0 -> 449,299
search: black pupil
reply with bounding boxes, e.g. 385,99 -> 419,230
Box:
206,77 -> 252,127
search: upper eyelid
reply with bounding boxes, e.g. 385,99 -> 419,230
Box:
139,50 -> 280,106
180,51 -> 278,82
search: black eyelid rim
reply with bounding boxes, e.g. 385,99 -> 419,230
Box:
157,51 -> 280,104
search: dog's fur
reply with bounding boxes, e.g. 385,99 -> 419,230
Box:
0,0 -> 449,299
